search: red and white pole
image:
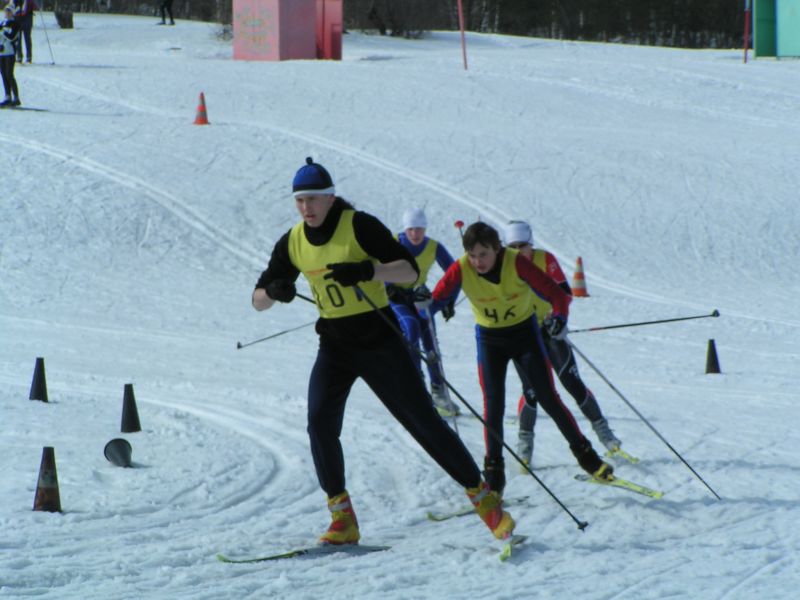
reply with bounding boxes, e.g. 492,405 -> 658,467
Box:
456,0 -> 468,70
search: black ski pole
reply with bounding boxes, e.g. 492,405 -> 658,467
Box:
450,220 -> 469,308
296,292 -> 315,304
568,340 -> 721,500
238,290 -> 317,349
569,310 -> 720,334
415,299 -> 459,435
355,284 -> 589,531
237,321 -> 315,349
37,10 -> 56,65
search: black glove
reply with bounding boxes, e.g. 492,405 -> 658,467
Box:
441,300 -> 456,322
386,284 -> 410,305
543,315 -> 567,340
265,279 -> 296,303
412,286 -> 432,303
324,260 -> 375,287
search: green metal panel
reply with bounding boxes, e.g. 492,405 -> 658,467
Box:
755,0 -> 777,57
777,0 -> 800,56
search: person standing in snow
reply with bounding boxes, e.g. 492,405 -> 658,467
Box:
386,207 -> 460,417
157,0 -> 174,25
0,5 -> 20,107
502,220 -> 621,468
12,0 -> 34,63
252,158 -> 515,544
432,221 -> 613,495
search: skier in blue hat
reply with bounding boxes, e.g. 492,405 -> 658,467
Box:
252,158 -> 515,545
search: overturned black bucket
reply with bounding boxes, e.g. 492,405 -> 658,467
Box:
104,438 -> 133,468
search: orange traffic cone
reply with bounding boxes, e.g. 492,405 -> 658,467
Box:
194,92 -> 209,125
33,447 -> 62,512
572,256 -> 589,297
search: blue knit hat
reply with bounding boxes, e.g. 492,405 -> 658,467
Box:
292,157 -> 335,198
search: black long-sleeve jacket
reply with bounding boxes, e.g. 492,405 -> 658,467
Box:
255,198 -> 419,347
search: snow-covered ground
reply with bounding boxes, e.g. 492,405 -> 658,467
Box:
2,13 -> 799,599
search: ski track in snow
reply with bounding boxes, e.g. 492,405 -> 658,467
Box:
14,74 -> 790,328
0,130 -> 264,270
4,19 -> 800,598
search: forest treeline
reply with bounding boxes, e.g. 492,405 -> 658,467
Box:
349,0 -> 745,48
56,0 -> 745,49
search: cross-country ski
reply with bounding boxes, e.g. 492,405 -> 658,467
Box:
217,544 -> 391,563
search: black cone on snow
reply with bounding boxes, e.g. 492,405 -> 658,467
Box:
705,339 -> 721,374
29,357 -> 49,402
33,446 -> 62,512
104,438 -> 133,468
121,384 -> 141,433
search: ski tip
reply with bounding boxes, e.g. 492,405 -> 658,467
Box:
499,534 -> 528,562
605,448 -> 641,464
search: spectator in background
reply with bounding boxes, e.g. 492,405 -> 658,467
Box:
158,0 -> 175,26
12,0 -> 34,64
1,5 -> 21,106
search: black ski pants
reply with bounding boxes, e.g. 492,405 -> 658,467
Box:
0,55 -> 18,100
476,317 -> 586,459
160,0 -> 174,23
17,14 -> 33,61
307,333 -> 481,498
518,335 -> 603,432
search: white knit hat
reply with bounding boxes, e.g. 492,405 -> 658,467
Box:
503,220 -> 533,246
402,207 -> 427,229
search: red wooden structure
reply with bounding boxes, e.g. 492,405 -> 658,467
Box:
316,0 -> 343,60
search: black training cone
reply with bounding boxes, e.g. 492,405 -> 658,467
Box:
33,446 -> 62,512
120,384 -> 141,433
29,357 -> 49,402
104,438 -> 133,468
705,339 -> 721,374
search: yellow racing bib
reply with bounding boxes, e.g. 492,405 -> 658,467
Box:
396,237 -> 438,289
288,210 -> 388,318
460,248 -> 536,328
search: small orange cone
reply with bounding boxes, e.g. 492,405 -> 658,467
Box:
194,92 -> 209,125
572,256 -> 589,297
33,447 -> 62,512
705,339 -> 721,374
